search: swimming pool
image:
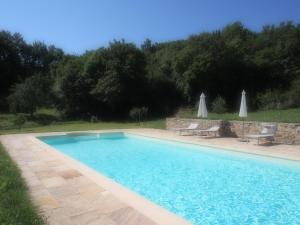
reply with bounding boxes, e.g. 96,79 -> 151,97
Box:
39,132 -> 300,225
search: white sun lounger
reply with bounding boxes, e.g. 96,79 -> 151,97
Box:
172,123 -> 199,135
246,123 -> 277,144
194,125 -> 220,137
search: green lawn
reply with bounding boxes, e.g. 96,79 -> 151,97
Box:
0,109 -> 166,135
176,107 -> 300,123
1,107 -> 300,135
0,143 -> 45,225
0,119 -> 166,135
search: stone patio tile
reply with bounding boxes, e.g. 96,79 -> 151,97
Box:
36,170 -> 58,179
29,184 -> 45,191
30,188 -> 51,199
92,194 -> 127,214
80,190 -> 104,202
56,195 -> 96,216
21,169 -> 36,179
59,169 -> 82,179
66,175 -> 95,188
51,164 -> 72,172
78,185 -> 106,201
109,207 -> 156,225
46,160 -> 64,167
41,156 -> 58,163
29,164 -> 54,173
70,209 -> 116,225
25,176 -> 43,187
48,185 -> 79,198
87,217 -> 116,225
77,182 -> 105,195
35,195 -> 60,210
41,176 -> 67,188
27,161 -> 45,167
42,208 -> 73,225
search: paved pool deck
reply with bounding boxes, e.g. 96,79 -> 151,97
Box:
1,128 -> 300,225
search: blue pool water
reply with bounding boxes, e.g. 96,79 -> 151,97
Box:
39,133 -> 300,225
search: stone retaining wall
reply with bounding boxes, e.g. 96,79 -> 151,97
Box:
166,117 -> 300,144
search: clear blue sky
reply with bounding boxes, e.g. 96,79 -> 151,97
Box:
1,0 -> 300,54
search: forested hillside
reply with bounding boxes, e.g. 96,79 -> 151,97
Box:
1,22 -> 300,119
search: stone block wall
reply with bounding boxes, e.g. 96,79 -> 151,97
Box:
166,117 -> 300,144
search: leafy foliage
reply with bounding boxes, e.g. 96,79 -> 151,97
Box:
129,106 -> 148,123
1,21 -> 300,118
211,96 -> 227,114
7,74 -> 53,115
286,78 -> 300,107
13,113 -> 26,129
0,31 -> 63,110
90,115 -> 98,123
256,90 -> 283,110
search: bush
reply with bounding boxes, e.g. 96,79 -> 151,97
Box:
140,106 -> 148,120
90,115 -> 98,123
13,114 -> 26,129
129,106 -> 148,123
285,78 -> 300,107
211,96 -> 227,114
256,90 -> 285,110
7,74 -> 53,115
129,108 -> 140,122
33,113 -> 56,125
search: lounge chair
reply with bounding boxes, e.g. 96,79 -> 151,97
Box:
246,123 -> 277,144
194,125 -> 220,137
172,123 -> 199,135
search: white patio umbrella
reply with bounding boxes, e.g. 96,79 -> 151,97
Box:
197,93 -> 208,118
239,90 -> 247,139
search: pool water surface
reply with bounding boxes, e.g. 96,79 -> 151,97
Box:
39,133 -> 300,225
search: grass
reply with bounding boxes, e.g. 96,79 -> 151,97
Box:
0,108 -> 166,135
1,107 -> 300,135
176,107 -> 300,123
0,143 -> 45,225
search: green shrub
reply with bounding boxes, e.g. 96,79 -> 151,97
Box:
256,90 -> 285,110
140,106 -> 148,120
285,78 -> 300,107
129,106 -> 148,123
211,96 -> 227,114
13,114 -> 26,129
129,108 -> 140,122
7,74 -> 53,115
90,115 -> 98,123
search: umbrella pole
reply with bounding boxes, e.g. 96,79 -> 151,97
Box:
242,118 -> 245,140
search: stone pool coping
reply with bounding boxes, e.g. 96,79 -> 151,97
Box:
1,128 -> 300,225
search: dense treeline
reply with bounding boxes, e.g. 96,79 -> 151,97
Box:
1,22 -> 300,119
0,31 -> 63,110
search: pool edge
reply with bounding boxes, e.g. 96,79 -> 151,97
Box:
32,134 -> 193,225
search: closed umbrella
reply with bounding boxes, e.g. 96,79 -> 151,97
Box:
197,93 -> 208,118
239,90 -> 247,139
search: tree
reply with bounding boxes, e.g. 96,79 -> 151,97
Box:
7,74 -> 53,115
54,57 -> 91,117
0,31 -> 64,111
89,40 -> 147,117
2,21 -> 300,117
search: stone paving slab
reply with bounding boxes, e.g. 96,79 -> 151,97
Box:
1,129 -> 299,225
